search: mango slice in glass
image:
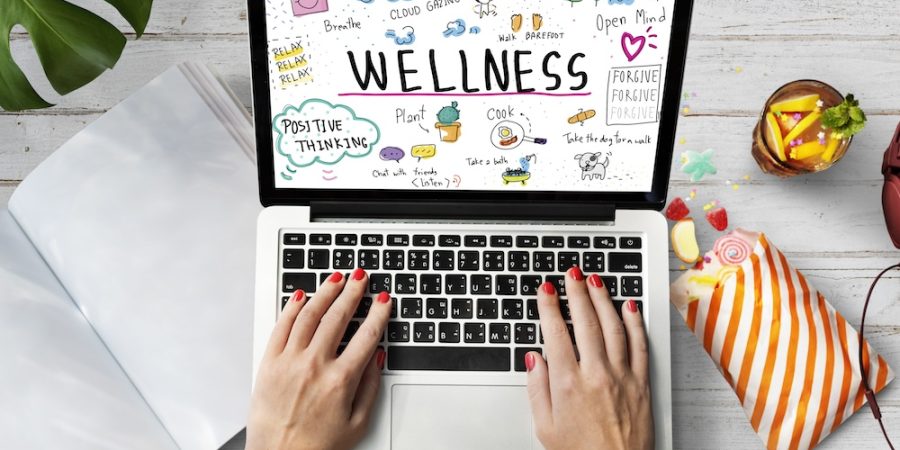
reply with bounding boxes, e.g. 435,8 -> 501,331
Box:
769,94 -> 820,113
790,141 -> 826,160
765,112 -> 787,161
822,136 -> 841,162
782,111 -> 821,147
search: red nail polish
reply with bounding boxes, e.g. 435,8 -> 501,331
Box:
376,291 -> 391,304
525,352 -> 535,372
351,267 -> 366,281
376,348 -> 386,370
541,281 -> 556,295
328,271 -> 343,283
568,266 -> 584,281
627,299 -> 638,313
588,274 -> 603,288
291,290 -> 305,303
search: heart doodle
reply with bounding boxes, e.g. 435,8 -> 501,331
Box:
621,32 -> 646,62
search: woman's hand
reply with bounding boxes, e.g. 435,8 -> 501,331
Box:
247,268 -> 391,450
526,266 -> 653,450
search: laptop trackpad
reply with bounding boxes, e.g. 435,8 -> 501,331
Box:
390,384 -> 533,450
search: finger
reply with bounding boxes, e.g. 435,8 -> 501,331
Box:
537,281 -> 577,372
563,267 -> 606,367
310,268 -> 369,354
525,351 -> 553,431
349,347 -> 385,430
587,274 -> 628,373
265,289 -> 307,356
339,290 -> 392,378
288,271 -> 346,350
622,299 -> 650,381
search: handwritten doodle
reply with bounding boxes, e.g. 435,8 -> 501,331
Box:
510,13 -> 543,32
411,144 -> 437,161
443,19 -> 467,37
292,0 -> 329,17
567,108 -> 597,126
574,152 -> 610,180
321,169 -> 338,181
385,26 -> 416,45
273,99 -> 381,168
608,0 -> 635,5
621,26 -> 658,62
511,14 -> 523,32
452,174 -> 462,187
490,121 -> 548,150
469,26 -> 481,34
270,38 -> 313,89
607,65 -> 662,125
473,0 -> 496,18
501,154 -> 536,186
435,101 -> 462,142
380,146 -> 405,162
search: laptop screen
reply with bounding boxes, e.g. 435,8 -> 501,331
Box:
263,0 -> 678,194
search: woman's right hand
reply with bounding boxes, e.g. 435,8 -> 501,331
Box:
525,266 -> 654,450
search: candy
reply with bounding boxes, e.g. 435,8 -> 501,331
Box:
713,234 -> 751,265
665,197 -> 690,221
681,149 -> 717,182
671,219 -> 701,263
706,207 -> 728,231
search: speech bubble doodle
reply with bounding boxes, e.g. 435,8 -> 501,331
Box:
411,144 -> 437,161
273,99 -> 380,168
379,146 -> 405,162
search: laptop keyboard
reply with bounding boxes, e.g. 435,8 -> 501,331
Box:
279,231 -> 645,372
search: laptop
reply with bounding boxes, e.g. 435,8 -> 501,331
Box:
248,1 -> 693,448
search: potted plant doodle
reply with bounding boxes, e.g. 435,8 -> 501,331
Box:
0,0 -> 153,111
435,101 -> 462,143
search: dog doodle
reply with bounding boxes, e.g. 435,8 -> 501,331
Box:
574,152 -> 610,180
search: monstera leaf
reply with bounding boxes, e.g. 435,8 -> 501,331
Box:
0,0 -> 152,111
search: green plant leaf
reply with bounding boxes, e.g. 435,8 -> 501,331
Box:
0,0 -> 152,111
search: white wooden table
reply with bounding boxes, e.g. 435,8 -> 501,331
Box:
3,1 -> 898,448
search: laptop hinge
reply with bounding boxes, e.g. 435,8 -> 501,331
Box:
310,201 -> 616,222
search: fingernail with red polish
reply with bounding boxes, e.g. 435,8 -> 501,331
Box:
351,267 -> 366,281
627,299 -> 638,313
376,291 -> 391,304
291,290 -> 305,303
541,281 -> 556,295
525,352 -> 536,372
376,348 -> 386,370
568,266 -> 584,281
588,274 -> 603,288
328,271 -> 343,283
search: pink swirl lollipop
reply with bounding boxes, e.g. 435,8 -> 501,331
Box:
714,235 -> 752,266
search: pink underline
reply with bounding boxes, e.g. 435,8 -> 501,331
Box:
338,91 -> 592,97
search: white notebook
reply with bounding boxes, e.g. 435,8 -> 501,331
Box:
1,63 -> 261,449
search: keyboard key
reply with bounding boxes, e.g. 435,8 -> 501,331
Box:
464,235 -> 487,247
281,296 -> 290,310
439,322 -> 461,343
526,299 -> 538,319
420,274 -> 442,295
514,347 -> 542,372
283,273 -> 316,293
341,321 -> 360,342
451,299 -> 473,319
601,276 -> 618,296
559,300 -> 571,320
583,252 -> 605,272
445,274 -> 467,295
319,273 -> 331,285
594,236 -> 616,249
358,250 -> 380,269
495,275 -> 517,296
283,233 -> 306,245
426,298 -> 448,318
336,234 -> 358,246
387,234 -> 409,246
483,252 -> 504,271
547,275 -> 566,295
433,250 -> 455,271
400,298 -> 423,318
383,250 -> 405,270
620,237 -> 642,249
388,346 -> 509,371
413,235 -> 436,247
568,236 -> 591,248
388,322 -> 410,342
470,275 -> 492,295
308,249 -> 330,269
621,277 -> 643,296
332,249 -> 354,269
464,322 -> 486,343
310,234 -> 332,245
533,252 -> 554,272
458,251 -> 480,271
408,250 -> 430,270
542,236 -> 564,248
490,235 -> 513,247
514,323 -> 537,344
489,323 -> 511,343
516,236 -> 539,248
557,252 -> 580,272
283,249 -> 304,269
413,322 -> 436,342
520,275 -> 542,296
395,274 -> 417,294
477,299 -> 498,319
438,235 -> 461,247
502,299 -> 524,320
369,273 -> 391,293
609,253 -> 642,273
613,300 -> 643,318
354,297 -> 373,318
361,234 -> 383,246
508,252 -> 530,271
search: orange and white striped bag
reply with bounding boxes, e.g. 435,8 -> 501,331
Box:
670,229 -> 893,449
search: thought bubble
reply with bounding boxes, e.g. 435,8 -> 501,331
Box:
411,144 -> 436,161
379,146 -> 405,162
273,99 -> 381,168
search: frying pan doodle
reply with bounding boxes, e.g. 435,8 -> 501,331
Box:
490,120 -> 547,150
